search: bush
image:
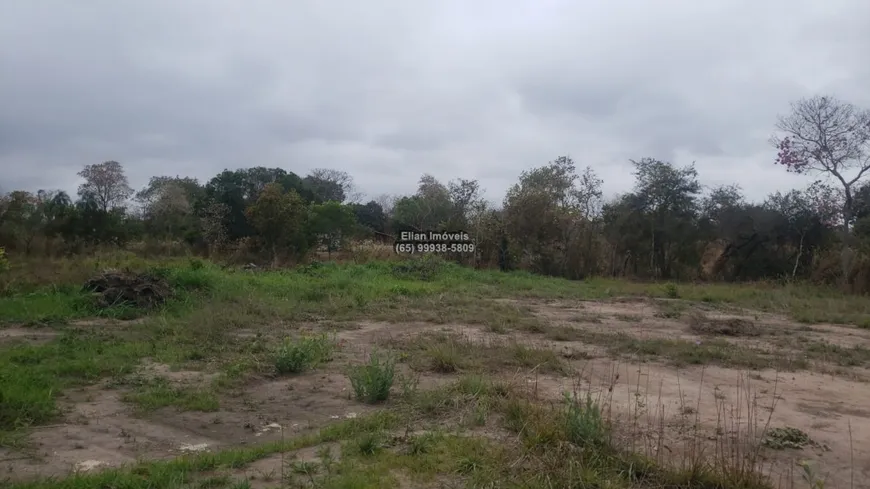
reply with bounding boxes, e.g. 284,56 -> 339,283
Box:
348,351 -> 395,403
273,334 -> 335,374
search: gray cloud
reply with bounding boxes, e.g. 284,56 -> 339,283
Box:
1,0 -> 869,205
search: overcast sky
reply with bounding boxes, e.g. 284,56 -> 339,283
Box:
2,0 -> 868,205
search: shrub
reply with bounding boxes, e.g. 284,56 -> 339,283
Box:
664,282 -> 680,299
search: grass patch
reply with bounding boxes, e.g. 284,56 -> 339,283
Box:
802,340 -> 870,367
654,301 -> 688,319
3,375 -> 778,489
273,333 -> 335,374
398,332 -> 568,375
122,377 -> 220,413
578,331 -> 807,370
0,330 -> 150,436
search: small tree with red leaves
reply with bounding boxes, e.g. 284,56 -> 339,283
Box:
771,95 -> 870,233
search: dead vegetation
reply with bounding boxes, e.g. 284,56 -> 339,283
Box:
83,269 -> 173,310
687,312 -> 763,337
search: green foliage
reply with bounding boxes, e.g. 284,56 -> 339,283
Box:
350,201 -> 388,235
348,351 -> 395,403
0,247 -> 8,273
273,334 -> 335,374
309,201 -> 358,253
245,183 -> 312,259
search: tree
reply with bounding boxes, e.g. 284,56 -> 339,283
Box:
136,176 -> 203,239
771,95 -> 870,232
304,169 -> 360,203
503,156 -> 597,277
310,201 -> 357,257
373,194 -> 397,216
392,175 -> 454,231
68,191 -> 133,247
77,161 -> 134,212
602,158 -> 701,279
245,183 -> 311,261
203,170 -> 257,241
446,178 -> 484,230
0,191 -> 42,253
136,176 -> 204,209
199,201 -> 231,255
765,184 -> 836,279
350,201 -> 387,236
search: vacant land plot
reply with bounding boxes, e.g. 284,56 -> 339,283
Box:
1,256 -> 869,488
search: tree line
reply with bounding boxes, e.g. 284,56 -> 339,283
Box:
2,94 -> 870,290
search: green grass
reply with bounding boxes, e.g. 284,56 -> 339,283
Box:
121,377 -> 221,413
3,253 -> 870,327
0,330 -> 150,434
273,333 -> 335,374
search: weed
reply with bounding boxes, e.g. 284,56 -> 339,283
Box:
348,351 -> 395,403
564,392 -> 608,449
426,341 -> 465,373
407,432 -> 437,455
273,334 -> 335,374
352,432 -> 383,456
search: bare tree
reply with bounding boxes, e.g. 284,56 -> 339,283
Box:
771,95 -> 870,232
374,193 -> 397,216
306,168 -> 362,203
77,161 -> 134,212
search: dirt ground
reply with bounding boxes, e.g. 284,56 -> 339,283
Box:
2,297 -> 869,488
